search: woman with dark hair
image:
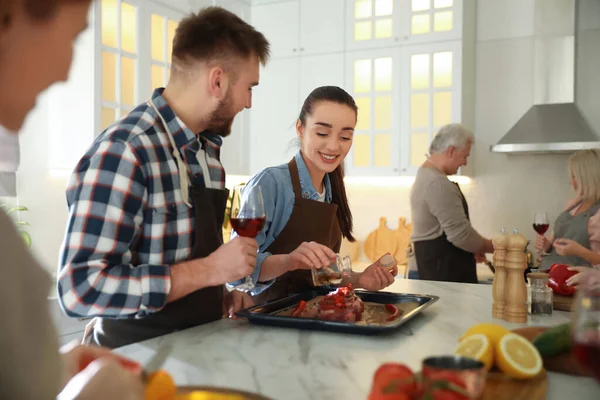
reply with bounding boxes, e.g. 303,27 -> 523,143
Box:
0,0 -> 143,398
230,86 -> 398,302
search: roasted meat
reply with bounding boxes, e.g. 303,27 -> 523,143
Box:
315,285 -> 364,322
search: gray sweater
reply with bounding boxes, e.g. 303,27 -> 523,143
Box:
0,209 -> 61,399
410,166 -> 485,253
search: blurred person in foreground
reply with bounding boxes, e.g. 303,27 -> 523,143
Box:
0,0 -> 143,398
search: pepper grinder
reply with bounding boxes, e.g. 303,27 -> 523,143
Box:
503,229 -> 528,323
492,229 -> 508,319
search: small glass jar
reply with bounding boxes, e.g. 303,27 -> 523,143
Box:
527,272 -> 553,315
311,254 -> 352,286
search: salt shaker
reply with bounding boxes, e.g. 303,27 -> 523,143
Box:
379,253 -> 396,269
527,272 -> 553,315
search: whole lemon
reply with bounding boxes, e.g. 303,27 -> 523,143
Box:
459,323 -> 510,346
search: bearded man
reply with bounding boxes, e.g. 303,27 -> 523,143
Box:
58,7 -> 270,348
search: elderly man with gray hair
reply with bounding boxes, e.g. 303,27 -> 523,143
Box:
409,123 -> 494,283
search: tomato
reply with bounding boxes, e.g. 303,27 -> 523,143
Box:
291,300 -> 307,317
371,363 -> 418,397
385,304 -> 399,321
78,353 -> 142,374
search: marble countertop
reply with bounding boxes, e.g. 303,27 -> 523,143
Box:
115,279 -> 599,400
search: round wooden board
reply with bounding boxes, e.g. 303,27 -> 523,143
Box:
394,217 -> 412,265
481,370 -> 547,400
364,217 -> 398,262
177,386 -> 271,399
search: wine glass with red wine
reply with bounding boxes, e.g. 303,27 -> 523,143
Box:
229,186 -> 266,292
533,211 -> 550,263
572,279 -> 600,382
533,211 -> 549,235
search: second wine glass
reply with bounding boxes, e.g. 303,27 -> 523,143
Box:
229,186 -> 266,292
532,211 -> 549,236
571,277 -> 600,382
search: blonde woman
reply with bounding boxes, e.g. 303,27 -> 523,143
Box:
537,150 -> 600,270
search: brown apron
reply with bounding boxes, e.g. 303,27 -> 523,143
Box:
90,186 -> 228,348
252,158 -> 342,304
413,182 -> 478,283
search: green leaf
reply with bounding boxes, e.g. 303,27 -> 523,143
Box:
7,206 -> 28,214
15,221 -> 30,226
20,231 -> 32,248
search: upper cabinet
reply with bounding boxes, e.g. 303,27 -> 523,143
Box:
345,48 -> 401,176
300,0 -> 346,56
251,0 -> 345,59
399,41 -> 463,175
98,0 -> 141,131
97,0 -> 185,133
346,0 -> 401,50
346,0 -> 463,50
402,0 -> 463,44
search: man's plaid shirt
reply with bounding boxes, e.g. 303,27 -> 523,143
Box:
58,89 -> 225,318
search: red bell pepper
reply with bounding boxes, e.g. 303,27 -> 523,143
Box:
292,300 -> 307,317
548,264 -> 579,296
385,304 -> 400,321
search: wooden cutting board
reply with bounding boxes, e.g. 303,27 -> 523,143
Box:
481,370 -> 547,400
512,326 -> 592,377
394,217 -> 412,265
340,237 -> 361,262
364,217 -> 398,262
553,293 -> 575,311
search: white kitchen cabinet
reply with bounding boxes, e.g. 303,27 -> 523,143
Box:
48,0 -> 188,173
401,0 -> 464,45
251,1 -> 300,59
345,0 -> 464,51
96,0 -> 185,133
216,0 -> 252,21
249,53 -> 346,174
399,40 -> 463,175
299,0 -> 346,56
344,48 -> 402,176
345,0 -> 402,51
252,0 -> 345,59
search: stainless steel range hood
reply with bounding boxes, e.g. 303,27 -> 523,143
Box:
491,0 -> 600,154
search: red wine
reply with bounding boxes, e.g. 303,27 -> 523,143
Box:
230,217 -> 266,238
533,223 -> 549,235
573,342 -> 600,382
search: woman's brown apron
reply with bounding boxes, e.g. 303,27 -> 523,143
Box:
252,158 -> 342,304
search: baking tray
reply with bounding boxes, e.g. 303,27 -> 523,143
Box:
235,288 -> 439,335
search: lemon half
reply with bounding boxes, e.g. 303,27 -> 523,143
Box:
496,333 -> 543,379
454,333 -> 494,370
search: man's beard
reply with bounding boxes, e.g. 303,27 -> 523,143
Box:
206,92 -> 235,137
